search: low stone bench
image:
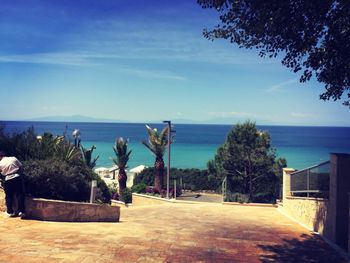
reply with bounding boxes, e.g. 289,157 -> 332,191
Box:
25,198 -> 120,222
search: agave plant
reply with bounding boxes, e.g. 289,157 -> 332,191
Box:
142,125 -> 169,190
80,145 -> 99,169
112,137 -> 132,195
53,136 -> 80,162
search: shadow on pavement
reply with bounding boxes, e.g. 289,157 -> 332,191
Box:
258,234 -> 347,263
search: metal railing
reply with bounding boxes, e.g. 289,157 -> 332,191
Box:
290,161 -> 330,198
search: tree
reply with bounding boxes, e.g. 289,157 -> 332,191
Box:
208,121 -> 282,202
142,125 -> 169,190
273,157 -> 287,199
197,0 -> 350,106
112,137 -> 132,196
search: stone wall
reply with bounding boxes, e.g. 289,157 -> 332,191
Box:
25,198 -> 120,222
282,153 -> 350,250
281,196 -> 330,234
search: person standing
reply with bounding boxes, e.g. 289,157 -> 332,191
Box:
0,151 -> 26,218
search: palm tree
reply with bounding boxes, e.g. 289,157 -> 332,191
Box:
112,137 -> 132,196
142,125 -> 169,190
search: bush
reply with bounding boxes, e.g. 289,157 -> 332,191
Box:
23,159 -> 111,203
225,193 -> 250,203
133,168 -> 154,186
121,188 -> 132,204
250,193 -> 276,204
108,182 -> 119,200
131,183 -> 147,193
134,167 -> 221,192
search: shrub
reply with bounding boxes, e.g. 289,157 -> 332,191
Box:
250,193 -> 276,204
134,167 -> 221,192
121,188 -> 132,204
108,182 -> 119,200
131,183 -> 147,193
145,186 -> 153,194
225,193 -> 250,203
23,159 -> 111,203
133,168 -> 154,186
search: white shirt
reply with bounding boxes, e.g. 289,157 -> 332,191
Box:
0,157 -> 22,180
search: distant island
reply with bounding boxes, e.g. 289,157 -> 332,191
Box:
24,115 -> 263,125
1,114 -> 345,127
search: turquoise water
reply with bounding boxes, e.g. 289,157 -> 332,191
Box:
84,141 -> 339,170
88,141 -> 217,169
2,121 -> 350,170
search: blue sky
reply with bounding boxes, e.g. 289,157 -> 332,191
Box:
0,0 -> 349,126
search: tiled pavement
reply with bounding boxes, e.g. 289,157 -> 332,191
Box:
0,202 -> 347,262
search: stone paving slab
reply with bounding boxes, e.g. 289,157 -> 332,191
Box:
0,202 -> 347,262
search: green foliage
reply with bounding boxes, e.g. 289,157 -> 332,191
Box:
121,187 -> 132,204
112,137 -> 132,169
112,137 -> 132,194
134,167 -> 221,192
131,183 -> 147,193
0,126 -> 110,203
273,157 -> 288,199
53,136 -> 80,162
108,182 -> 119,200
198,0 -> 350,107
142,125 -> 169,159
0,126 -> 80,162
134,168 -> 154,185
0,126 -> 42,160
225,193 -> 249,203
142,125 -> 169,190
80,144 -> 99,169
22,159 -> 111,203
209,121 -> 284,202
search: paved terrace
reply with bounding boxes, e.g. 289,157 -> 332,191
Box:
0,202 -> 346,263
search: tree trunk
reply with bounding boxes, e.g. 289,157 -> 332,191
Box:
118,169 -> 127,197
154,157 -> 164,190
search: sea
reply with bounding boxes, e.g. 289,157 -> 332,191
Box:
1,121 -> 350,170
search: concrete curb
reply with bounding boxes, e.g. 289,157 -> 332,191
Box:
222,202 -> 278,208
132,193 -> 202,204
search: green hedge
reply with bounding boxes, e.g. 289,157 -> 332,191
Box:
134,167 -> 221,191
23,159 -> 111,203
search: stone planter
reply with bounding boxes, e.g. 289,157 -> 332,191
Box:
25,198 -> 120,222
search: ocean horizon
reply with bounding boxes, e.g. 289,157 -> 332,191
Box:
1,120 -> 350,171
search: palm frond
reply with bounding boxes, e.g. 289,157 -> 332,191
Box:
142,140 -> 157,156
159,126 -> 169,146
143,125 -> 168,158
113,137 -> 131,169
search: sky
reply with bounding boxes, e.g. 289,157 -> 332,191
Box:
0,0 -> 349,126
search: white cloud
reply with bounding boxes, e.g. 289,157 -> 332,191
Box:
0,53 -> 97,67
265,78 -> 299,93
0,52 -> 186,81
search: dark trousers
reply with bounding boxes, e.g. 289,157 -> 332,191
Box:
4,176 -> 25,214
